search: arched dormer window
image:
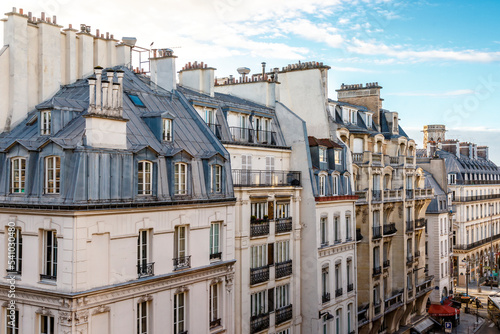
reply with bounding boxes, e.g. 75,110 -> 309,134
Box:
163,118 -> 173,142
175,162 -> 188,195
332,174 -> 339,196
10,157 -> 26,194
319,174 -> 326,196
138,161 -> 153,195
44,156 -> 60,194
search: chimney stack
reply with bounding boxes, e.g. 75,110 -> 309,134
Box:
178,60 -> 216,97
150,48 -> 177,92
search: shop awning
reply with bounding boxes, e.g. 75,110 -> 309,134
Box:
412,318 -> 435,333
428,304 -> 460,317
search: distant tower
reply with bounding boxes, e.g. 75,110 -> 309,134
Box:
423,124 -> 446,149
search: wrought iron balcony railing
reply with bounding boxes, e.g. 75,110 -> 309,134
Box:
210,252 -> 222,260
206,123 -> 222,139
348,283 -> 354,292
173,255 -> 191,270
250,265 -> 270,285
336,288 -> 343,297
415,218 -> 427,229
275,304 -> 293,325
356,228 -> 363,242
406,255 -> 414,265
210,318 -> 221,328
232,169 -> 301,187
406,189 -> 414,199
137,262 -> 154,278
276,217 -> 293,233
373,266 -> 382,277
383,223 -> 397,235
250,219 -> 270,237
250,313 -> 270,334
383,260 -> 390,268
322,292 -> 331,304
275,260 -> 293,279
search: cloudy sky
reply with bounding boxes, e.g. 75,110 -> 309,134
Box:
2,0 -> 500,161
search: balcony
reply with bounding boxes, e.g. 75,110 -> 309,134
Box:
358,304 -> 370,327
229,126 -> 276,146
275,304 -> 293,325
384,189 -> 402,202
406,156 -> 414,166
373,266 -> 382,277
276,218 -> 293,233
454,233 -> 500,250
385,290 -> 404,313
173,256 -> 191,270
455,180 -> 500,185
414,188 -> 433,199
414,250 -> 421,258
250,313 -> 269,334
275,260 -> 293,279
416,276 -> 434,298
356,190 -> 367,203
206,123 -> 222,139
210,252 -> 222,260
383,260 -> 390,268
415,218 -> 427,229
372,226 -> 382,239
336,288 -> 343,297
407,289 -> 413,299
250,219 -> 270,237
210,318 -> 221,328
137,262 -> 154,278
454,193 -> 500,202
372,190 -> 382,201
352,153 -> 363,164
322,292 -> 331,304
372,153 -> 383,165
348,283 -> 354,292
383,223 -> 397,235
232,169 -> 301,187
250,265 -> 269,285
406,255 -> 414,265
389,156 -> 399,165
356,228 -> 363,242
406,221 -> 414,233
406,189 -> 414,199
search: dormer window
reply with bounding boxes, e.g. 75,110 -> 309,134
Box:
11,157 -> 26,194
319,147 -> 327,163
138,161 -> 153,195
44,156 -> 60,194
175,163 -> 188,195
204,108 -> 215,126
366,114 -> 372,128
448,173 -> 456,185
163,118 -> 173,142
211,164 -> 222,193
41,110 -> 51,135
334,150 -> 342,166
319,175 -> 326,196
350,109 -> 357,124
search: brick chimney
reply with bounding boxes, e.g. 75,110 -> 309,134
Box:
336,82 -> 383,126
178,61 -> 215,97
478,146 -> 489,160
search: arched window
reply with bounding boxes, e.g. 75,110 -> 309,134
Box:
10,157 -> 26,194
175,163 -> 188,195
332,174 -> 339,195
45,156 -> 60,194
319,175 -> 326,196
138,161 -> 153,195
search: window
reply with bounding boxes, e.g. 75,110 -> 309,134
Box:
175,226 -> 187,259
41,110 -> 51,135
322,314 -> 330,334
163,119 -> 173,141
319,147 -> 327,163
346,260 -> 352,287
276,202 -> 290,218
40,315 -> 55,334
137,230 -> 152,277
10,158 -> 26,194
174,163 -> 187,195
44,156 -> 60,194
251,244 -> 267,268
6,309 -> 19,334
241,154 -> 252,184
128,94 -> 145,107
373,246 -> 380,268
275,240 -> 290,264
277,329 -> 290,334
346,215 -> 351,240
250,290 -> 267,316
320,217 -> 328,246
265,156 -> 275,185
334,216 -> 340,243
138,161 -> 153,195
211,164 -> 222,193
276,284 -> 290,309
174,292 -> 186,334
319,175 -> 326,196
210,222 -> 221,260
137,301 -> 148,334
251,202 -> 267,219
42,230 -> 57,280
7,228 -> 22,274
335,263 -> 341,294
204,108 -> 215,125
347,304 -> 353,333
334,150 -> 342,166
322,267 -> 329,298
335,308 -> 342,334
210,283 -> 221,327
332,175 -> 339,195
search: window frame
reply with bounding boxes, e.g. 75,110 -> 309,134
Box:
163,118 -> 173,142
319,174 -> 326,196
40,110 -> 51,135
174,162 -> 188,195
137,301 -> 148,334
44,156 -> 60,194
39,314 -> 55,334
174,292 -> 186,334
138,160 -> 153,195
42,230 -> 58,280
319,147 -> 327,163
6,309 -> 19,334
210,222 -> 221,259
10,157 -> 26,194
211,164 -> 222,194
175,226 -> 187,259
7,228 -> 22,275
209,283 -> 221,325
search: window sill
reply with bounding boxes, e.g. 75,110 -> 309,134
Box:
4,273 -> 21,280
38,279 -> 57,286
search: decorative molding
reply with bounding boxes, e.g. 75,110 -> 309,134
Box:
138,294 -> 153,303
75,310 -> 89,324
35,307 -> 53,316
174,286 -> 189,294
92,305 -> 110,315
59,311 -> 72,326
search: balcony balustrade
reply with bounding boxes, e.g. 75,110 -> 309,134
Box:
372,153 -> 383,165
356,191 -> 367,203
275,305 -> 293,325
385,290 -> 404,313
383,223 -> 397,235
348,283 -> 354,292
322,292 -> 331,304
229,126 -> 276,145
335,288 -> 343,297
250,313 -> 270,334
137,262 -> 154,278
352,153 -> 363,164
358,304 -> 370,327
384,189 -> 402,201
414,188 -> 433,198
454,233 -> 500,250
210,318 -> 221,328
373,266 -> 382,277
406,156 -> 414,165
276,218 -> 293,233
454,193 -> 500,202
374,300 -> 382,315
383,260 -> 390,268
416,276 -> 434,297
275,260 -> 293,279
372,226 -> 382,239
406,255 -> 414,265
389,156 -> 399,165
210,252 -> 222,260
250,219 -> 270,237
250,265 -> 270,285
232,169 -> 301,187
415,218 -> 427,229
173,256 -> 191,270
414,250 -> 421,258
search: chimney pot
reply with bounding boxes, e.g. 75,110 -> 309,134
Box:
41,12 -> 45,20
19,8 -> 23,14
12,7 -> 16,13
53,15 -> 56,24
96,29 -> 100,37
106,32 -> 109,39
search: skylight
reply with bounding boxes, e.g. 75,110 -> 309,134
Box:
128,94 -> 145,107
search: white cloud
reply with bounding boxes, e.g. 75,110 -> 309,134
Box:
386,89 -> 476,97
329,66 -> 378,73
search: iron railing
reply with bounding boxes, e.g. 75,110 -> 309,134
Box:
173,256 -> 191,270
383,260 -> 390,268
229,126 -> 276,145
275,260 -> 293,279
137,262 -> 154,278
356,228 -> 363,242
276,218 -> 293,233
250,313 -> 269,334
406,220 -> 414,233
210,252 -> 222,260
454,193 -> 500,202
275,304 -> 293,325
232,169 -> 301,187
250,265 -> 269,285
415,218 -> 427,229
406,189 -> 414,199
385,290 -> 404,313
250,219 -> 270,237
348,283 -> 354,292
322,292 -> 331,304
406,255 -> 414,265
358,304 -> 370,327
336,288 -> 343,297
40,274 -> 56,281
210,318 -> 221,328
373,266 -> 382,277
383,223 -> 397,235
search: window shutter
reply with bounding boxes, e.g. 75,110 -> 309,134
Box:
268,287 -> 275,312
268,243 -> 274,265
267,201 -> 274,220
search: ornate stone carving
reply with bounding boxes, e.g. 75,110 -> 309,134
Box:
225,273 -> 234,293
137,295 -> 153,303
75,310 -> 89,324
59,311 -> 72,326
92,305 -> 110,315
35,307 -> 53,316
175,286 -> 189,294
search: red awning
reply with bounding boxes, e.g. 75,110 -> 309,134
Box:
428,304 -> 460,317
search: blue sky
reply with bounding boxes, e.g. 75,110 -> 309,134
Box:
3,0 -> 500,161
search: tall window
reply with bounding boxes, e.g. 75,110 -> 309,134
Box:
334,216 -> 340,243
40,315 -> 55,334
276,284 -> 290,309
241,154 -> 252,184
250,290 -> 267,316
7,228 -> 22,274
332,175 -> 339,195
275,240 -> 290,264
204,108 -> 215,126
320,217 -> 328,246
373,246 -> 380,268
319,147 -> 327,163
41,110 -> 51,135
42,230 -> 57,280
319,175 -> 326,196
211,165 -> 222,193
175,226 -> 187,259
346,215 -> 351,240
44,156 -> 60,194
335,263 -> 341,294
6,309 -> 19,334
10,158 -> 26,194
265,156 -> 275,185
346,260 -> 352,288
322,267 -> 329,298
322,314 -> 329,334
251,244 -> 267,268
276,202 -> 290,218
138,161 -> 153,195
174,163 -> 187,195
251,202 -> 267,219
347,304 -> 353,333
209,283 -> 221,327
174,292 -> 186,334
210,222 -> 221,260
137,230 -> 151,277
335,309 -> 342,334
163,119 -> 173,141
137,301 -> 148,334
335,150 -> 342,166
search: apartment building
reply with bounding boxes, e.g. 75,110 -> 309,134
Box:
421,125 -> 500,289
0,10 -> 236,334
329,84 -> 435,334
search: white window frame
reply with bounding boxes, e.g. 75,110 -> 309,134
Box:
322,266 -> 329,297
10,157 -> 26,194
40,314 -> 55,334
335,150 -> 342,166
41,110 -> 51,135
250,244 -> 267,268
210,222 -> 221,258
138,160 -> 153,195
276,284 -> 290,309
163,118 -> 173,141
44,156 -> 60,194
251,202 -> 267,219
276,202 -> 290,218
175,226 -> 187,259
137,230 -> 150,273
137,301 -> 148,334
320,217 -> 328,246
211,164 -> 222,193
250,290 -> 267,316
319,175 -> 326,196
7,228 -> 22,274
174,163 -> 188,195
174,292 -> 186,334
209,283 -> 220,325
332,175 -> 339,196
42,230 -> 57,279
319,147 -> 327,163
275,240 -> 290,264
346,215 -> 351,240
